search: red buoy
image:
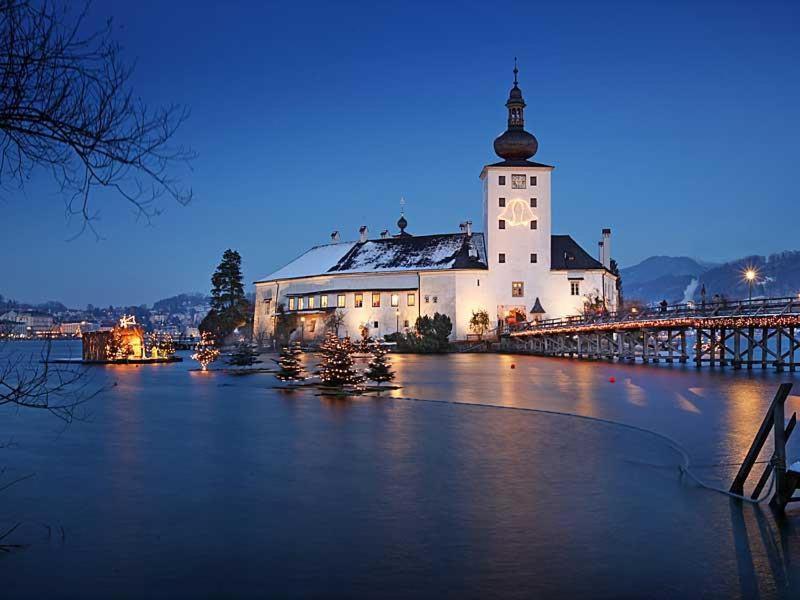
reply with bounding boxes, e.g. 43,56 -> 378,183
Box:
510,364 -> 516,369
608,376 -> 616,383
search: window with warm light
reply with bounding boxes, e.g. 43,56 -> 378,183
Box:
298,297 -> 304,310
288,297 -> 295,311
512,281 -> 524,297
391,293 -> 399,307
320,295 -> 328,308
407,293 -> 415,306
372,292 -> 381,307
337,294 -> 346,308
354,293 -> 363,308
308,296 -> 315,309
570,281 -> 580,296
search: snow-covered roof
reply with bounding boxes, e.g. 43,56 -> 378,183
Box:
258,241 -> 357,281
256,233 -> 487,283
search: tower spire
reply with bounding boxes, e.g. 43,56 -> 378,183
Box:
492,60 -> 538,163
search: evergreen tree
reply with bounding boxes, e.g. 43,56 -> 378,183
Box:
318,336 -> 363,388
192,332 -> 220,370
157,333 -> 176,358
201,249 -> 250,340
365,343 -> 395,388
227,341 -> 261,367
274,343 -> 305,383
211,249 -> 246,313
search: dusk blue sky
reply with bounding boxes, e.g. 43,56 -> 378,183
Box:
3,0 -> 799,307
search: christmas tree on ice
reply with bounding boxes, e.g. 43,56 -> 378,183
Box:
365,343 -> 395,390
228,341 -> 261,367
192,332 -> 220,370
274,343 -> 305,383
318,336 -> 363,388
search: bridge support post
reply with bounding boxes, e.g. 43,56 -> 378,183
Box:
679,330 -> 688,363
695,328 -> 702,368
733,329 -> 741,370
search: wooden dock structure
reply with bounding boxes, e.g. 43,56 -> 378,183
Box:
730,383 -> 800,512
504,296 -> 800,372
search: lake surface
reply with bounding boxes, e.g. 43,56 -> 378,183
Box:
3,340 -> 800,598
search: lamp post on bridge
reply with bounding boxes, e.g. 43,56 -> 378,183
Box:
744,268 -> 758,302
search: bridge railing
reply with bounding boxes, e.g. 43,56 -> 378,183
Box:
507,296 -> 800,334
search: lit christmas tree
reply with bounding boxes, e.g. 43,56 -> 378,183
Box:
274,342 -> 305,383
192,332 -> 220,370
318,336 -> 363,388
365,343 -> 395,389
157,333 -> 176,358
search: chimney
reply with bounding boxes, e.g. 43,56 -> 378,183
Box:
331,230 -> 340,242
380,229 -> 389,239
465,220 -> 472,236
598,240 -> 604,262
459,222 -> 466,233
601,228 -> 611,269
359,225 -> 368,243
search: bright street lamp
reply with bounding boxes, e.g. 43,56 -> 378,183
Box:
743,268 -> 758,302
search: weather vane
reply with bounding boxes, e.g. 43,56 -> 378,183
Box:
400,196 -> 406,216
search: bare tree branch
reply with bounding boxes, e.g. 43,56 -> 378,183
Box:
0,0 -> 195,237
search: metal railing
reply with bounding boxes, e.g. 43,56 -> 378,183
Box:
507,296 -> 800,335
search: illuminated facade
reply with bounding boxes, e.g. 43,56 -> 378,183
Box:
253,67 -> 618,342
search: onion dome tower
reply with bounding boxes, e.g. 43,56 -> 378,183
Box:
493,60 -> 539,163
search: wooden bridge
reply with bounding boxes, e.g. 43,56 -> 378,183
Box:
504,296 -> 800,372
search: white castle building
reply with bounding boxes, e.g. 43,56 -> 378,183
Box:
253,67 -> 619,343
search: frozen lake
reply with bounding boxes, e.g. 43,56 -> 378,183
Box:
3,340 -> 800,598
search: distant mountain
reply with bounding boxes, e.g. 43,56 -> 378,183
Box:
621,257 -> 711,304
622,251 -> 800,304
622,256 -> 709,286
152,292 -> 209,313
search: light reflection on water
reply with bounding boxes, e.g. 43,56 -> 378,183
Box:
2,340 -> 800,598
